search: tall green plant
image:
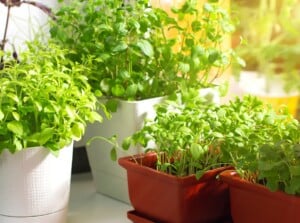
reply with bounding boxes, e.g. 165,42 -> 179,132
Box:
50,0 -> 240,102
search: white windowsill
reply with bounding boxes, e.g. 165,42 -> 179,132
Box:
68,173 -> 132,223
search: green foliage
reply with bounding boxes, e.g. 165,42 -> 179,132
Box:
121,89 -> 261,178
123,88 -> 300,193
219,95 -> 300,195
232,0 -> 300,92
50,0 -> 239,101
0,41 -> 103,154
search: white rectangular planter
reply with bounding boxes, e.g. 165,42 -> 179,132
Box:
0,143 -> 73,223
85,97 -> 164,203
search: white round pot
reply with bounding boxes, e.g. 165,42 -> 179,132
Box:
0,142 -> 73,223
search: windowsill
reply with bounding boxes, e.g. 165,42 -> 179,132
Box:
68,173 -> 132,223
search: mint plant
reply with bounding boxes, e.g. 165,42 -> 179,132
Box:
50,0 -> 240,102
0,41 -> 103,155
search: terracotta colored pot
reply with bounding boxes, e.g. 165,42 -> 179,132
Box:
118,153 -> 232,223
220,170 -> 300,223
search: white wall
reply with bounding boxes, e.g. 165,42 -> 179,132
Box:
0,0 -> 60,52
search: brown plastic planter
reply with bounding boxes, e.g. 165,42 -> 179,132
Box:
119,153 -> 232,223
220,170 -> 300,223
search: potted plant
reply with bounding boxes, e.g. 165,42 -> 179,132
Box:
231,0 -> 300,116
50,0 -> 239,203
119,90 -> 231,223
0,33 -> 102,223
118,91 -> 273,223
219,100 -> 300,223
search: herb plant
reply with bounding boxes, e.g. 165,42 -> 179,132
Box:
121,89 -> 264,179
50,0 -> 240,102
0,41 -> 103,155
219,95 -> 300,195
123,88 -> 300,188
232,0 -> 300,92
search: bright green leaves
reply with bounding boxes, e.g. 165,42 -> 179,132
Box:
122,137 -> 131,151
123,92 -> 300,187
27,128 -> 55,145
112,84 -> 125,97
0,41 -> 104,154
190,143 -> 208,160
125,84 -> 138,98
71,122 -> 85,141
136,40 -> 154,57
0,110 -> 4,120
51,0 -> 237,101
112,41 -> 128,53
100,78 -> 111,94
7,121 -> 23,136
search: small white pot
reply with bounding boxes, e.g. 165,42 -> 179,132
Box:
0,142 -> 73,223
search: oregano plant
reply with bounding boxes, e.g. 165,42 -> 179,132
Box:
0,41 -> 104,155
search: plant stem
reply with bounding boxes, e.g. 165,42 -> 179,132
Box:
0,5 -> 11,69
1,5 -> 11,52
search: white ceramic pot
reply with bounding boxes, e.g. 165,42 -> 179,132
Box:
0,142 -> 73,223
85,97 -> 164,203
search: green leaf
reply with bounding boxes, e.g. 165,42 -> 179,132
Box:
100,78 -> 112,94
14,138 -> 23,152
65,105 -> 76,119
190,143 -> 206,160
88,111 -> 103,123
110,147 -> 117,161
105,100 -> 119,113
213,132 -> 223,138
7,121 -> 23,136
122,137 -> 131,151
208,50 -> 220,63
0,110 -> 4,120
7,93 -> 19,104
136,39 -> 154,57
12,112 -> 20,121
125,84 -> 138,97
191,21 -> 202,32
112,84 -> 125,97
178,62 -> 190,73
71,122 -> 85,140
112,41 -> 128,52
38,128 -> 55,145
234,128 -> 244,137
